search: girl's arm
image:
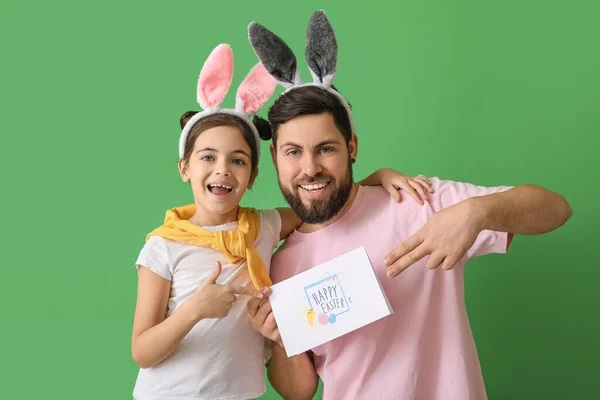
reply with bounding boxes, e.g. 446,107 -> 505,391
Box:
131,263 -> 254,368
131,267 -> 200,368
276,208 -> 302,241
359,168 -> 434,205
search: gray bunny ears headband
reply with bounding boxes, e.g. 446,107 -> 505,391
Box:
248,10 -> 355,133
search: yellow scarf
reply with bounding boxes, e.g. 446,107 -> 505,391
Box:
146,204 -> 272,290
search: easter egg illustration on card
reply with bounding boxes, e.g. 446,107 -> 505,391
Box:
319,313 -> 329,325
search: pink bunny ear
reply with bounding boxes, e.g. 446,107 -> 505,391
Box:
197,44 -> 234,110
236,63 -> 277,115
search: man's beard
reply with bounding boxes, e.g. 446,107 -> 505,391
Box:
279,161 -> 353,224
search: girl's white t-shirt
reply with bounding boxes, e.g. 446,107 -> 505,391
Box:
132,209 -> 282,400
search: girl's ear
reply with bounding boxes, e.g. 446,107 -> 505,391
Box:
178,159 -> 190,182
247,167 -> 259,189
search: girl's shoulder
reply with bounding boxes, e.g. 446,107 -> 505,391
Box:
254,209 -> 283,248
136,236 -> 173,281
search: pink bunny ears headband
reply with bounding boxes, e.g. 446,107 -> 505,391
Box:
178,44 -> 277,159
248,10 -> 355,133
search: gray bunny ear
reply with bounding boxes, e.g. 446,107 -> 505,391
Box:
248,22 -> 301,88
305,10 -> 338,86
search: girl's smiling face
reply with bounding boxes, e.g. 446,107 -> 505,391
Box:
179,124 -> 257,226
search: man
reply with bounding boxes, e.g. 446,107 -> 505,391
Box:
247,85 -> 571,399
246,13 -> 572,400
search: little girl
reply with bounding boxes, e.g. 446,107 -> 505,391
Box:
131,44 -> 432,400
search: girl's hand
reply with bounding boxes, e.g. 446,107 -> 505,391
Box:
378,169 -> 434,205
184,261 -> 256,320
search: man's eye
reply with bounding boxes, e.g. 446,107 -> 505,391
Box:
320,147 -> 334,153
287,150 -> 300,156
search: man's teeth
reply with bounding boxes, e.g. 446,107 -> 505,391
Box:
301,182 -> 329,190
209,184 -> 232,189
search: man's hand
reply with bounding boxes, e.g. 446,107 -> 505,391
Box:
247,287 -> 282,346
384,199 -> 483,277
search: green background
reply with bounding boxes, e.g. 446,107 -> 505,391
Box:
1,0 -> 598,398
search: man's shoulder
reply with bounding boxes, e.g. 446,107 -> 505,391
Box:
359,184 -> 390,200
355,185 -> 396,212
354,185 -> 423,219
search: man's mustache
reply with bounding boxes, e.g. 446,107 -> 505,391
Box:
295,174 -> 333,185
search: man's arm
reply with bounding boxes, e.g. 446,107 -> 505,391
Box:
247,289 -> 319,399
384,184 -> 572,276
268,342 -> 319,400
469,184 -> 572,235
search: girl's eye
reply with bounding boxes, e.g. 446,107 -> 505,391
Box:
232,159 -> 246,166
200,155 -> 214,162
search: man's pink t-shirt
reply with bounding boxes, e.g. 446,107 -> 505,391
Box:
270,178 -> 513,400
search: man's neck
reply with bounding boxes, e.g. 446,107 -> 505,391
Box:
297,183 -> 359,233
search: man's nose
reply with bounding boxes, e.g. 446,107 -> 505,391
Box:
301,153 -> 323,177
